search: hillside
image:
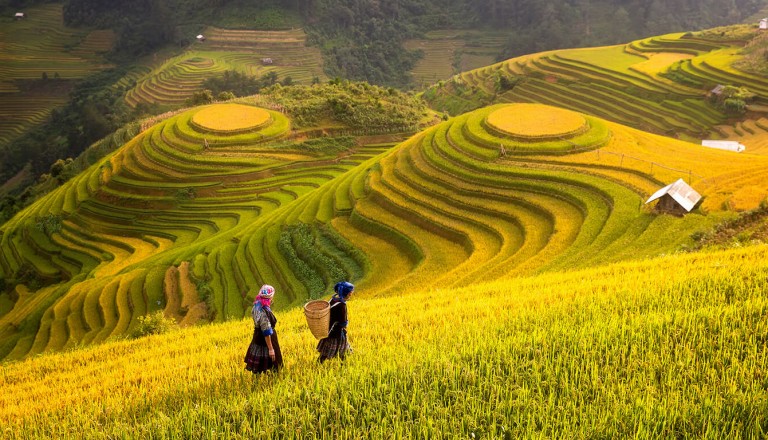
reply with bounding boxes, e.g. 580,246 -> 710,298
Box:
423,25 -> 768,145
124,27 -> 326,108
5,95 -> 768,360
404,30 -> 508,88
0,4 -> 113,148
0,83 -> 437,360
2,13 -> 768,436
2,1 -> 767,200
1,244 -> 766,437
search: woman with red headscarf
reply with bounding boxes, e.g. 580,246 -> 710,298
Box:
244,284 -> 283,373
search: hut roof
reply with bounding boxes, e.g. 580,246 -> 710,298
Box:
645,178 -> 701,212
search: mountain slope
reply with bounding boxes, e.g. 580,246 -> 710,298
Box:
423,25 -> 768,144
4,97 -> 768,360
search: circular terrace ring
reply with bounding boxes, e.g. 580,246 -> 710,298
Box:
191,104 -> 272,133
486,104 -> 588,141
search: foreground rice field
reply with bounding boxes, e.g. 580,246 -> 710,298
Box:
1,244 -> 766,437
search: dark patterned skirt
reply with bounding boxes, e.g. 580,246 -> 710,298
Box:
244,329 -> 282,373
317,330 -> 352,361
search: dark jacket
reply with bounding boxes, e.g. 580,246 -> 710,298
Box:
327,297 -> 348,339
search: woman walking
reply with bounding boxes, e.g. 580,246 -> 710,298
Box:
317,281 -> 354,363
244,284 -> 283,373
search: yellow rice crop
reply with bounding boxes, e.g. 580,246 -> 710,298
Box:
1,244 -> 767,438
630,52 -> 693,76
191,104 -> 271,132
514,120 -> 768,212
486,103 -> 586,138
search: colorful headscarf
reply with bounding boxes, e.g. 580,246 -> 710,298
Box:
254,284 -> 275,309
258,284 -> 275,299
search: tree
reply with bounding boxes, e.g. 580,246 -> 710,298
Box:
186,90 -> 214,106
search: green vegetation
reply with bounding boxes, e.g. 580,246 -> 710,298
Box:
2,1 -> 766,215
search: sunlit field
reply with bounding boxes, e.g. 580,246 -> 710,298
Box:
2,244 -> 767,437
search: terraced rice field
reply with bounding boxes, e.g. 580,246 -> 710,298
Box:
0,101 -> 405,359
0,4 -> 114,146
124,28 -> 325,108
405,30 -> 506,88
428,29 -> 768,143
4,101 -> 767,360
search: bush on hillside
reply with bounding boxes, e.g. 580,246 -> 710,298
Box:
258,81 -> 430,129
130,311 -> 177,338
34,214 -> 62,236
709,85 -> 755,114
202,70 -> 281,97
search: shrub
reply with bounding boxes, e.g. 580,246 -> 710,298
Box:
130,311 -> 176,338
217,91 -> 235,101
35,214 -> 63,236
175,187 -> 196,201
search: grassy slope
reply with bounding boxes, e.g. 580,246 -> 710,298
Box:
1,244 -> 766,437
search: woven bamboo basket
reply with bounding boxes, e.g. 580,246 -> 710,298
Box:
304,300 -> 331,340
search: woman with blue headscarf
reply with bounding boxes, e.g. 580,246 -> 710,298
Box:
317,281 -> 354,363
244,284 -> 283,373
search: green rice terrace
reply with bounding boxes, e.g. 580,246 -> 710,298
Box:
404,30 -> 507,88
423,25 -> 768,146
124,27 -> 326,108
0,3 -> 113,147
3,94 -> 768,361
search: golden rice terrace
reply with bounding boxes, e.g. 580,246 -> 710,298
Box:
486,104 -> 588,139
3,97 -> 768,360
191,104 -> 272,132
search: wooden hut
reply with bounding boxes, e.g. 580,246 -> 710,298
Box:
196,34 -> 206,42
14,12 -> 25,20
645,179 -> 701,216
708,84 -> 725,98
